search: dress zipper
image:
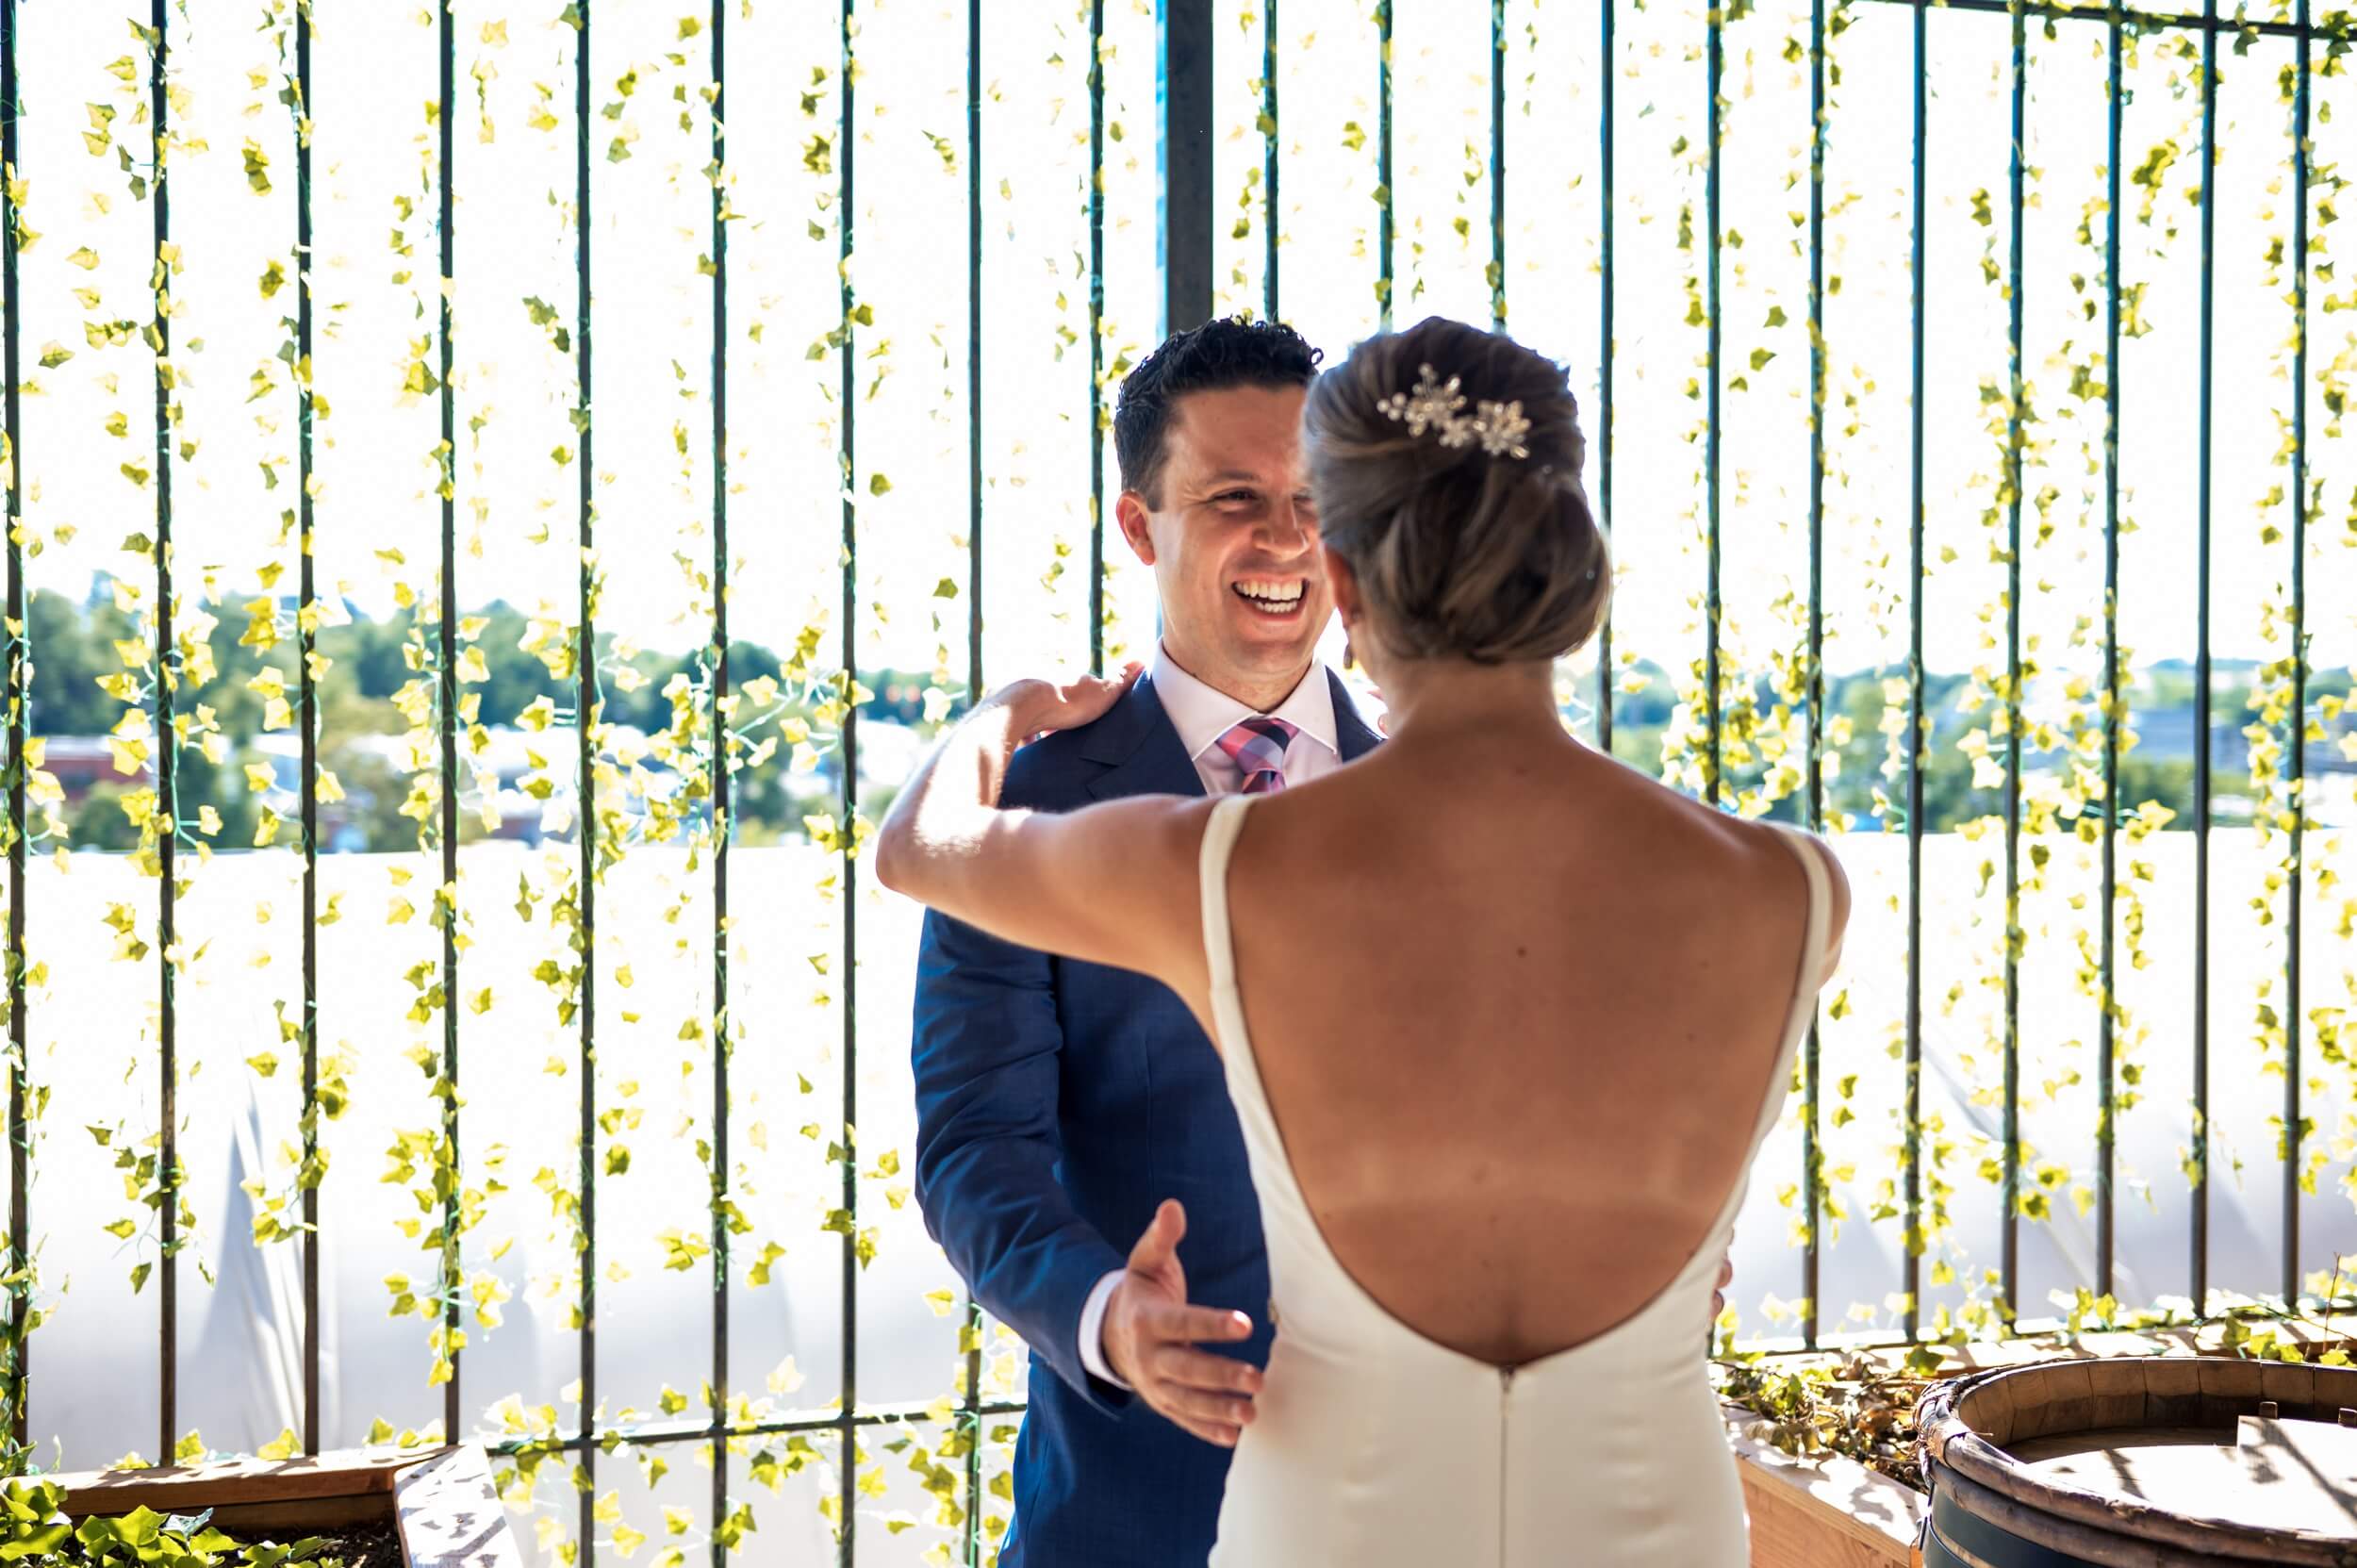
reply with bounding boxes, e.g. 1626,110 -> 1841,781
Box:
1499,1366 -> 1515,1565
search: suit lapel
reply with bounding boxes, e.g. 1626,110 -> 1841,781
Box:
1327,668 -> 1384,762
1081,675 -> 1208,802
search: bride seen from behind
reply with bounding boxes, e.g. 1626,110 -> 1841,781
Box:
875,317 -> 1850,1564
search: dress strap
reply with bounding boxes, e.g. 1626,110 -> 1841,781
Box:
1744,822 -> 1834,1155
1680,821 -> 1835,1255
1198,794 -> 1257,995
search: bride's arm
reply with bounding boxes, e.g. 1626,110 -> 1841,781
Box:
873,669 -> 1211,985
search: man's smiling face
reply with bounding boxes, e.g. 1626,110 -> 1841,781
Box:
1115,383 -> 1332,696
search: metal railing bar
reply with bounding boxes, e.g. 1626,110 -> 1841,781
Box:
493,1285 -> 2334,1464
1858,0 -> 2344,37
968,0 -> 985,702
2191,0 -> 2215,1318
1904,0 -> 1929,1343
1595,0 -> 1613,754
1161,0 -> 1212,332
2283,0 -> 2308,1308
834,1 -> 861,1556
151,0 -> 179,1463
1802,0 -> 1827,1353
0,0 -> 26,1457
435,0 -> 461,1447
570,0 -> 598,1551
1262,0 -> 1277,319
294,0 -> 320,1460
1092,0 -> 1107,679
1706,1296 -> 2357,1361
1704,0 -> 1722,810
2002,0 -> 2026,1328
2098,0 -> 2122,1300
486,1396 -> 1030,1460
1376,0 -> 1393,330
482,1277 -> 2357,1461
707,2 -> 731,1560
1490,0 -> 1505,331
962,6 -> 987,1560
475,1307 -> 2357,1463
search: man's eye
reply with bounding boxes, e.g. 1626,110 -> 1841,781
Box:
1215,490 -> 1257,505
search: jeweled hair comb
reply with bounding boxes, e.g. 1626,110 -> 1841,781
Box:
1375,363 -> 1533,459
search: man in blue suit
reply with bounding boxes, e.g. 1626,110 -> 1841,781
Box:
911,318 -> 1379,1564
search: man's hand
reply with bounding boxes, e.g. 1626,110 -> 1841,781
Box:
1101,1199 -> 1261,1447
1710,1253 -> 1734,1332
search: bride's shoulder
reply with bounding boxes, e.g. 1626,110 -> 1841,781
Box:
1629,785 -> 1850,929
1742,819 -> 1852,950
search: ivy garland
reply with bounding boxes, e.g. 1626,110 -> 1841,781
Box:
0,5 -> 2346,1564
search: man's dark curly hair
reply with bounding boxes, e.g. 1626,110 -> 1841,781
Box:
1113,317 -> 1323,506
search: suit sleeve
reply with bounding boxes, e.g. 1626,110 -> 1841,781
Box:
911,757 -> 1131,1413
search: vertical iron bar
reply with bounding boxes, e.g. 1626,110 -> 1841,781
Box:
572,0 -> 598,1551
2002,0 -> 2026,1326
2283,0 -> 2308,1307
1490,0 -> 1505,331
837,1 -> 860,1557
0,0 -> 25,1455
1703,0 -> 1722,809
708,1 -> 730,1558
436,0 -> 461,1445
2191,0 -> 2216,1315
1904,0 -> 1928,1342
294,0 -> 320,1457
1091,0 -> 1107,678
1596,0 -> 1613,754
1376,0 -> 1393,329
1162,0 -> 1212,333
1802,0 -> 1825,1354
1261,0 -> 1277,319
968,0 -> 984,703
963,7 -> 986,1558
151,0 -> 178,1462
2098,3 -> 2123,1298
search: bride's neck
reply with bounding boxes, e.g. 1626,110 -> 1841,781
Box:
1376,657 -> 1566,748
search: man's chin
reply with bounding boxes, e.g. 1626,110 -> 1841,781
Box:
1221,624 -> 1324,674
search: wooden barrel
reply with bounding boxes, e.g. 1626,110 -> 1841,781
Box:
1915,1357 -> 2357,1567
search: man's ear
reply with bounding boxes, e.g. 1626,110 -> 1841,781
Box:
1113,491 -> 1158,567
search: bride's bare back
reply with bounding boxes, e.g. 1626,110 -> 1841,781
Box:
1213,728 -> 1848,1368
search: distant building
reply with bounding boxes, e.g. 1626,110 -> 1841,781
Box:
30,735 -> 134,804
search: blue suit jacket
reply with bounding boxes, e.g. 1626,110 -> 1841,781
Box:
912,670 -> 1381,1567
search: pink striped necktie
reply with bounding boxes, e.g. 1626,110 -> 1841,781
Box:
1214,715 -> 1299,795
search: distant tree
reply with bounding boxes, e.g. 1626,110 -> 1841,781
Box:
27,587 -> 134,735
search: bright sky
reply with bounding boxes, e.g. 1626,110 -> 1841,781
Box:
7,0 -> 2349,706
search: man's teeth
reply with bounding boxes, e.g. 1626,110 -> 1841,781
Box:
1234,580 -> 1304,613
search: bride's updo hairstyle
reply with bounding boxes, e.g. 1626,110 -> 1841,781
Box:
1304,317 -> 1609,667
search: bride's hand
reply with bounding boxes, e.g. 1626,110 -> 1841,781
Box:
994,662 -> 1144,743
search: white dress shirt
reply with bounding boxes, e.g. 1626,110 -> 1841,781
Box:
1077,645 -> 1344,1389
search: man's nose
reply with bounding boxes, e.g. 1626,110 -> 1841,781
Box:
1258,498 -> 1312,553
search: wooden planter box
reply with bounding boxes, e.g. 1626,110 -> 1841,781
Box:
1726,1404 -> 1923,1567
42,1444 -> 520,1567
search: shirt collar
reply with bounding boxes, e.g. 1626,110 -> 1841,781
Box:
1150,642 -> 1340,764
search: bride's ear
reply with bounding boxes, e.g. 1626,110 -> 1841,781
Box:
1322,543 -> 1361,628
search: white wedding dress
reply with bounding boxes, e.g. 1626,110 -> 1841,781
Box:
1197,793 -> 1832,1566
